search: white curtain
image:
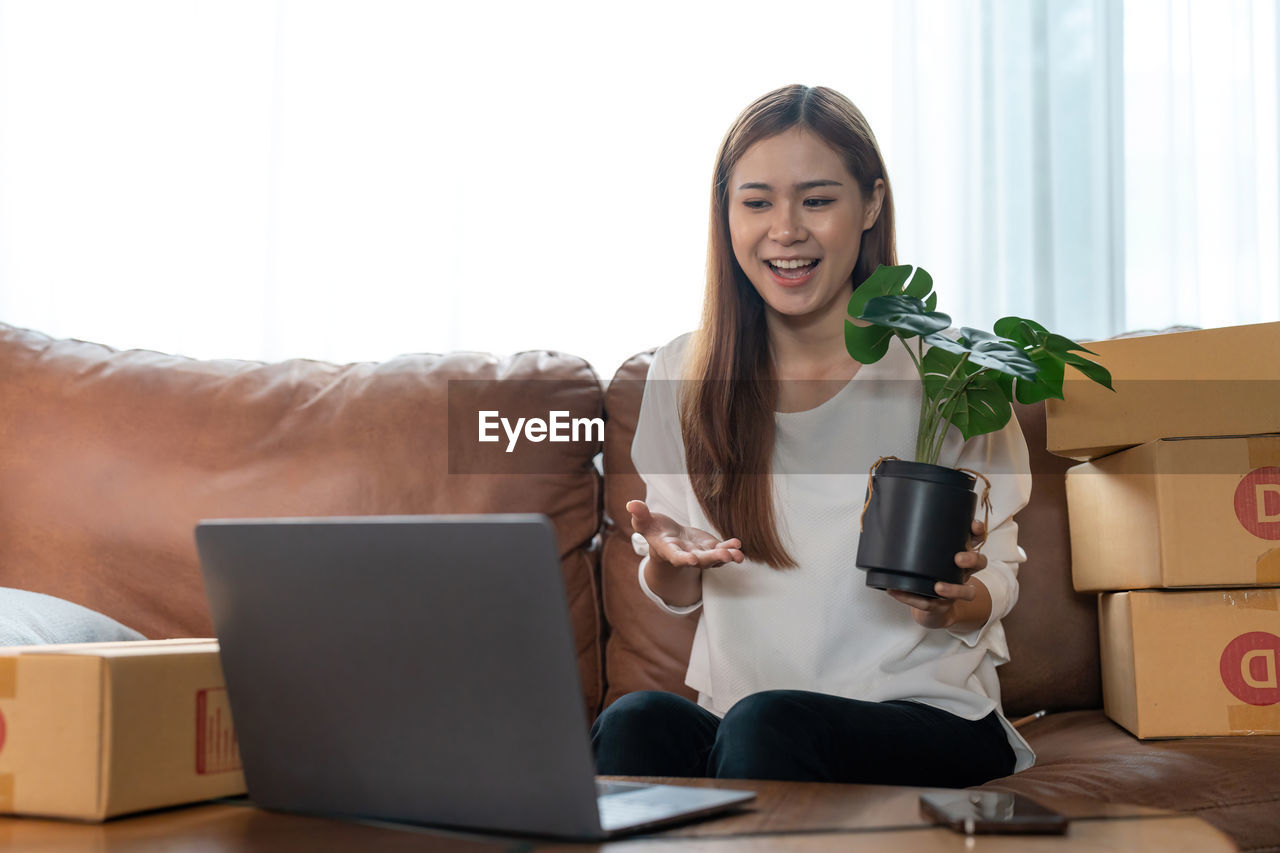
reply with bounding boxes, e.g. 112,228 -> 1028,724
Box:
0,1 -> 1274,373
1124,0 -> 1280,332
888,0 -> 1125,342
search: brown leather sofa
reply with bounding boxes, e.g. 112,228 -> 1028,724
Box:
2,324 -> 1276,851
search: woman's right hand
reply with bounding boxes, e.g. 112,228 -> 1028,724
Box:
626,499 -> 744,570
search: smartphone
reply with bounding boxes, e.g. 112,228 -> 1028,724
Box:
919,791 -> 1069,835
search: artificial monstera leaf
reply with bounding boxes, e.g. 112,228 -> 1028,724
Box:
993,316 -> 1114,398
846,265 -> 919,364
995,369 -> 1015,404
922,328 -> 1038,381
959,328 -> 1039,381
948,370 -> 1014,440
921,346 -> 1014,441
1013,356 -> 1065,404
990,316 -> 1066,402
993,315 -> 1049,346
922,344 -> 970,400
921,331 -> 968,357
1047,334 -> 1114,391
846,265 -> 943,366
1062,350 -> 1114,389
848,264 -> 914,316
845,320 -> 894,365
903,266 -> 934,301
859,295 -> 951,337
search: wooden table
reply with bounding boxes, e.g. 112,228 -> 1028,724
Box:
0,778 -> 1238,851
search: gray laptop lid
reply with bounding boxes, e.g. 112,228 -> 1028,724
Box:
195,514 -> 602,838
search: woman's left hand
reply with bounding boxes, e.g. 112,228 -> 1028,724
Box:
886,520 -> 990,630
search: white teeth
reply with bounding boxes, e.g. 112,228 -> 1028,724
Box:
769,258 -> 815,269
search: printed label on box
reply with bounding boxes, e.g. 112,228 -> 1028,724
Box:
1235,467 -> 1280,540
195,687 -> 242,775
1220,631 -> 1280,706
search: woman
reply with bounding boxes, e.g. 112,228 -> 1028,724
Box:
591,84 -> 1034,786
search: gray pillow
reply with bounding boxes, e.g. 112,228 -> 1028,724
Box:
0,587 -> 146,646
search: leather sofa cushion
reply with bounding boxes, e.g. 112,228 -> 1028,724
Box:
996,402 -> 1102,716
601,352 -> 699,708
0,323 -> 606,715
984,710 -> 1280,853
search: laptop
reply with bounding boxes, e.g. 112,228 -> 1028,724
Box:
195,514 -> 754,840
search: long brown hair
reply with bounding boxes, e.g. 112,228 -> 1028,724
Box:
681,85 -> 897,568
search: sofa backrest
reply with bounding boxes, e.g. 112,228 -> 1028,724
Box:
602,354 -> 701,707
1,323 -> 1104,720
601,350 -> 1103,717
0,323 -> 607,716
996,401 -> 1103,715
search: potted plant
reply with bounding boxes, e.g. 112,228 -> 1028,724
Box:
844,264 -> 1113,597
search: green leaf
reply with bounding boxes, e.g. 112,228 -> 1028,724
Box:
903,267 -> 934,300
1014,354 -> 1065,404
1040,332 -> 1086,354
1062,351 -> 1114,390
924,291 -> 938,312
845,319 -> 894,364
993,316 -> 1043,350
958,327 -> 1001,346
921,345 -> 967,400
922,331 -> 968,356
859,295 -> 951,338
950,371 -> 1014,440
995,370 -> 1014,402
969,342 -> 1038,380
989,317 -> 1112,393
994,315 -> 1049,342
925,329 -> 1038,380
992,316 -> 1021,340
921,347 -> 1014,442
848,264 -> 913,316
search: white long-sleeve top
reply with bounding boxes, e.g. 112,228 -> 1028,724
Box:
631,332 -> 1036,772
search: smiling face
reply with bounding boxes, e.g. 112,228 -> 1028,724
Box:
727,127 -> 884,329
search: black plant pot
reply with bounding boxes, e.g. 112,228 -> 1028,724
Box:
855,460 -> 977,598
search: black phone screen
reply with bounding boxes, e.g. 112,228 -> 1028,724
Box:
919,791 -> 1069,835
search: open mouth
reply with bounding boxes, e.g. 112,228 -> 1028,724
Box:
767,258 -> 820,283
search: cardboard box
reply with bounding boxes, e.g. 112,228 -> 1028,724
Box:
1101,589 -> 1280,738
1067,435 -> 1280,591
0,639 -> 245,820
1045,321 -> 1280,460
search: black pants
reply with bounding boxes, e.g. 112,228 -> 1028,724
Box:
590,689 -> 1016,787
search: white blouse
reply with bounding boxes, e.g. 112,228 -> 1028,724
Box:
630,332 -> 1036,772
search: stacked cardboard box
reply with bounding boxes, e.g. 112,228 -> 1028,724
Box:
1046,322 -> 1280,738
